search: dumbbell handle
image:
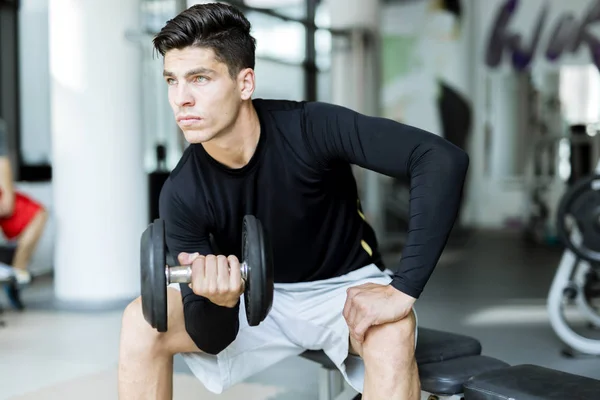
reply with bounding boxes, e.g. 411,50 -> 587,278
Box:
166,262 -> 249,284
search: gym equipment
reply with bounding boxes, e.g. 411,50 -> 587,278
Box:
140,215 -> 274,332
549,161 -> 600,356
301,326 -> 600,400
549,235 -> 600,357
522,125 -> 600,246
556,173 -> 600,263
148,144 -> 170,223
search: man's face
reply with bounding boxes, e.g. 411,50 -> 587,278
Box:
163,46 -> 251,144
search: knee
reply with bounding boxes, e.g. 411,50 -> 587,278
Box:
120,297 -> 164,356
36,208 -> 49,225
362,310 -> 417,363
39,207 -> 48,220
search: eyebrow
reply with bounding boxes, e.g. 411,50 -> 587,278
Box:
162,67 -> 215,78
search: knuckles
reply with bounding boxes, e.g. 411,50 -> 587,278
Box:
216,286 -> 229,296
187,254 -> 243,306
346,294 -> 373,317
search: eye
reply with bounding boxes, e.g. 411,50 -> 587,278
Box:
165,78 -> 176,85
194,76 -> 208,83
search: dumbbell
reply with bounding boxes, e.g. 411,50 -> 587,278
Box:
140,215 -> 274,332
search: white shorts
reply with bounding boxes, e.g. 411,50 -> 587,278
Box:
172,263 -> 419,394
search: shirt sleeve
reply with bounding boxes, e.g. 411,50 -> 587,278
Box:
302,101 -> 469,299
158,178 -> 240,355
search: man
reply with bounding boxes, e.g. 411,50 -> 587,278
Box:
118,3 -> 468,399
0,119 -> 48,309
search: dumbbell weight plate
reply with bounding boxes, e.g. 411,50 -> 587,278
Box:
140,220 -> 168,332
242,215 -> 274,326
140,216 -> 274,331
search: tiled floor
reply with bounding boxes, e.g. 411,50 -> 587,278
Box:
2,230 -> 600,399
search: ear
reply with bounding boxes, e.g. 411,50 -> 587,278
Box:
237,68 -> 255,100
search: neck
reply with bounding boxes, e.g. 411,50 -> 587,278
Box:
202,101 -> 260,169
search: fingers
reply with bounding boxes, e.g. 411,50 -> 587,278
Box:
228,255 -> 243,294
353,317 -> 373,343
216,255 -> 229,295
346,305 -> 359,341
342,287 -> 357,320
190,255 -> 206,291
203,255 -> 218,295
343,287 -> 374,344
188,253 -> 242,308
178,252 -> 200,266
179,252 -> 203,290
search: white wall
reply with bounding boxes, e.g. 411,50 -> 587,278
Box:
19,0 -> 52,165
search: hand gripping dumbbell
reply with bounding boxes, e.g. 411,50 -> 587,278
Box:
140,215 -> 274,332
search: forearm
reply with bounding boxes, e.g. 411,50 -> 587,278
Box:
159,179 -> 241,353
390,142 -> 469,298
181,284 -> 240,354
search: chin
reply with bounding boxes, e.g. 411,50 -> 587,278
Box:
182,128 -> 216,144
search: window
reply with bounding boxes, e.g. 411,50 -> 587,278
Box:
244,0 -> 306,19
254,59 -> 305,101
247,11 -> 306,64
559,65 -> 600,125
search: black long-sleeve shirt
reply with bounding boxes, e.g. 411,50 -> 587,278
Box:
159,99 -> 469,354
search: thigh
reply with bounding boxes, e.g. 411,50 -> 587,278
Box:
298,264 -> 393,323
278,264 -> 394,350
178,286 -> 305,393
163,287 -> 204,354
167,283 -> 302,358
123,287 -> 201,355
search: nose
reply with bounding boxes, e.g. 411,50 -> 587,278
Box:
173,83 -> 194,108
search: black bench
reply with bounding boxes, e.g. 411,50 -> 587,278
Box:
464,364 -> 600,400
300,327 -> 508,399
300,327 -> 600,399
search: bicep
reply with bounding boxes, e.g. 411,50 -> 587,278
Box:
159,178 -> 212,256
159,179 -> 213,301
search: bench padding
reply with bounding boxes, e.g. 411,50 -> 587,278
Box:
419,355 -> 509,395
464,364 -> 600,400
415,327 -> 481,365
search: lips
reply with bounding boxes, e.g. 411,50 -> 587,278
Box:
177,115 -> 202,122
177,116 -> 203,126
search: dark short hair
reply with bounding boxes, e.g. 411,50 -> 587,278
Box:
153,2 -> 256,79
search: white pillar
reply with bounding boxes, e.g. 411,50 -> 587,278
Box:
49,0 -> 147,305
